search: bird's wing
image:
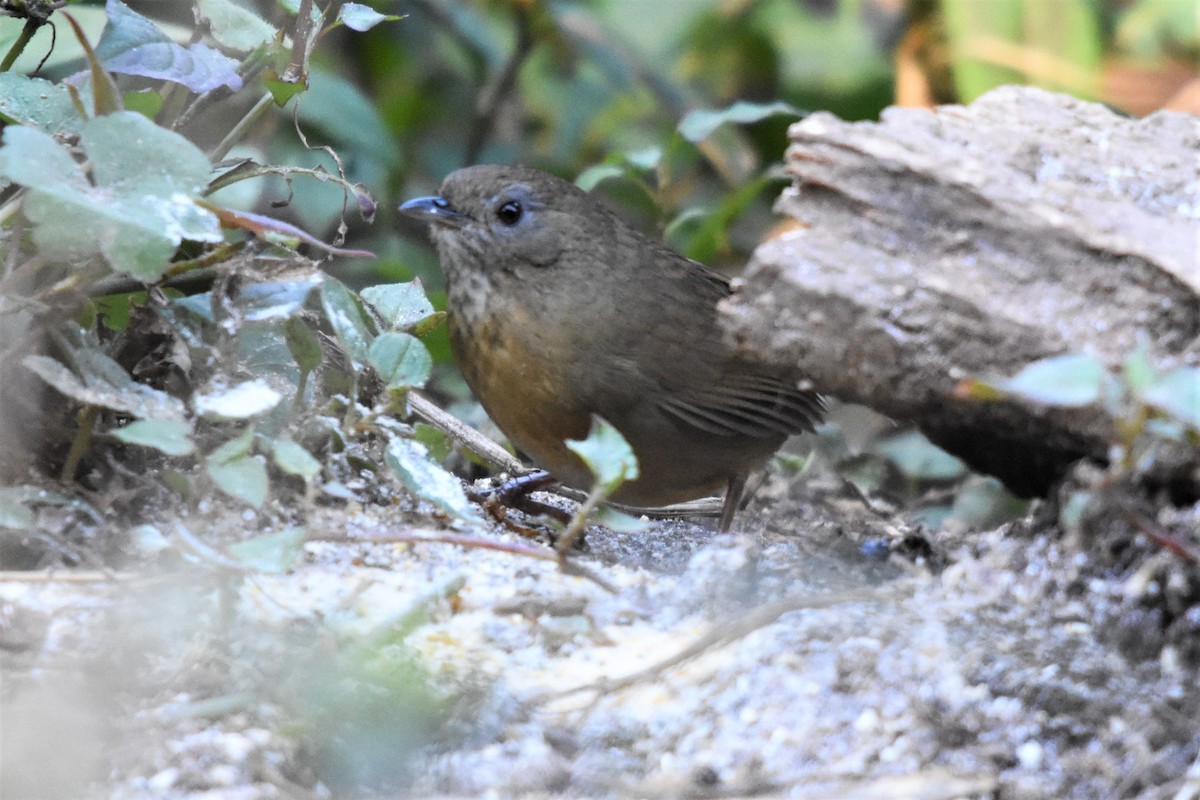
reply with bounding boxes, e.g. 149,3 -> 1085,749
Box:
656,374 -> 825,438
618,241 -> 825,439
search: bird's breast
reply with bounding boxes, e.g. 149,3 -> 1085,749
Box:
448,301 -> 596,489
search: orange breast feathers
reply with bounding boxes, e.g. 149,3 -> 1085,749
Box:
448,306 -> 596,490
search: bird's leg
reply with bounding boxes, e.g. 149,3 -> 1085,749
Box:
718,474 -> 747,532
469,470 -> 572,525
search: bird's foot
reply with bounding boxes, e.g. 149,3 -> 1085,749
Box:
468,470 -> 573,534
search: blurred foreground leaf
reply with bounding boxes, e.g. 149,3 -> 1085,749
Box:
0,488 -> 37,530
873,430 -> 966,482
0,74 -> 80,134
566,416 -> 639,497
368,333 -> 432,392
0,112 -> 221,280
996,353 -> 1108,407
385,438 -> 480,522
196,0 -> 277,52
205,429 -> 269,508
1143,368 -> 1200,429
271,438 -> 322,480
23,348 -> 187,421
321,277 -> 378,364
112,419 -> 196,456
228,527 -> 307,573
361,280 -> 440,332
193,380 -> 284,421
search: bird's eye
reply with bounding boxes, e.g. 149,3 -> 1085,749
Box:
496,200 -> 523,226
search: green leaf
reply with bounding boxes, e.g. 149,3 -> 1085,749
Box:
96,0 -> 244,93
320,277 -> 377,364
0,74 -> 81,134
193,380 -> 283,420
175,275 -> 323,323
264,74 -> 307,107
368,333 -> 432,391
208,428 -> 256,462
625,147 -> 664,172
1058,489 -> 1096,535
93,291 -> 148,332
275,0 -> 324,22
837,454 -> 894,497
112,419 -> 195,456
947,476 -> 1028,529
64,8 -> 123,116
1143,367 -> 1200,429
872,430 -> 966,482
1123,339 -> 1157,396
228,527 -> 307,573
677,100 -> 801,143
662,206 -> 710,253
0,112 -> 221,281
207,456 -> 268,507
566,416 -> 639,496
676,173 -> 778,263
272,438 -> 322,480
0,488 -> 36,531
385,438 -> 480,522
413,423 -> 451,464
338,3 -> 398,32
999,353 -> 1107,407
592,507 -> 652,533
197,0 -> 278,52
23,350 -> 187,421
129,524 -> 171,554
122,88 -> 163,119
1021,0 -> 1102,98
241,275 -> 325,322
206,430 -> 269,507
575,163 -> 631,192
360,280 -> 438,332
285,317 -> 323,373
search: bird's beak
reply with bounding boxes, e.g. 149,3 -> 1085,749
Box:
399,195 -> 468,227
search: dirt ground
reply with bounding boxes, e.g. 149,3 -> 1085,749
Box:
2,458 -> 1198,800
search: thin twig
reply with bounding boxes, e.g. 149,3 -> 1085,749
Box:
313,529 -> 618,594
409,390 -> 525,475
1120,504 -> 1199,563
282,0 -> 316,84
60,404 -> 98,483
555,485 -> 604,556
0,570 -> 130,582
209,93 -> 275,162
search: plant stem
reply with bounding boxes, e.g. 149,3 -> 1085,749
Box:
61,404 -> 99,483
555,485 -> 605,556
209,93 -> 274,162
0,17 -> 40,73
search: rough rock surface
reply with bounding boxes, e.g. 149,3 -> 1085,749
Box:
722,87 -> 1199,495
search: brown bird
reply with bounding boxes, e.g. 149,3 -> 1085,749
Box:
400,165 -> 823,530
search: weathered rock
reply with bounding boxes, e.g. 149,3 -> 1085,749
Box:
723,86 -> 1199,495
